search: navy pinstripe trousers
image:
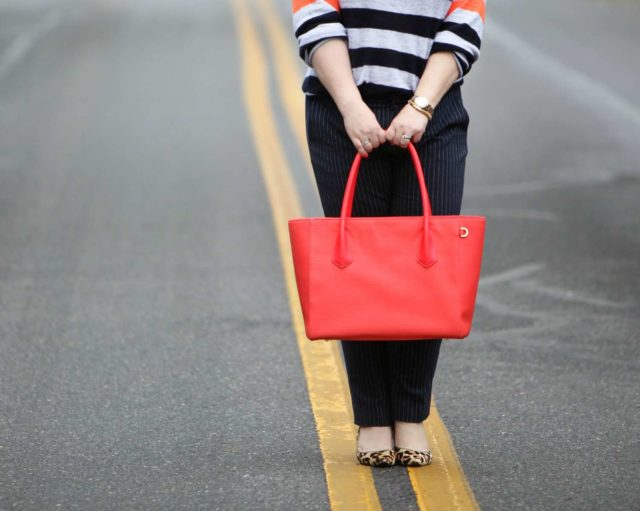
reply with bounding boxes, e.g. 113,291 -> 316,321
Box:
305,84 -> 470,426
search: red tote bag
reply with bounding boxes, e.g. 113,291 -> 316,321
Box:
288,143 -> 485,341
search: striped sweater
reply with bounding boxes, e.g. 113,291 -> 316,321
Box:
292,0 -> 485,96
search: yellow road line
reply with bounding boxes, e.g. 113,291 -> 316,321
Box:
230,1 -> 382,510
258,1 -> 481,509
411,403 -> 481,510
254,0 -> 355,444
257,0 -> 311,174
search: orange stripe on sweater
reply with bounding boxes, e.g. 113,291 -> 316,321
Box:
447,0 -> 485,22
292,0 -> 340,14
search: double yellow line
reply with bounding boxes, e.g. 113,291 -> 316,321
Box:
231,1 -> 480,509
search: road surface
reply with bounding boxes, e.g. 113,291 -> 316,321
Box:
0,0 -> 638,509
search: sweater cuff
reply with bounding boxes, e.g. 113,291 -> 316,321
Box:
305,36 -> 346,66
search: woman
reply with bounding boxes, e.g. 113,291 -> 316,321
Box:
293,0 -> 485,467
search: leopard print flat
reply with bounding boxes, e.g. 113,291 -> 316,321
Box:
356,449 -> 396,467
394,447 -> 433,467
356,427 -> 396,467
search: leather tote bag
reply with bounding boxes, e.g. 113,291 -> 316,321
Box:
288,143 -> 485,341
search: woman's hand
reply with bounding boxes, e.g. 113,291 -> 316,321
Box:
308,39 -> 385,157
342,99 -> 386,157
386,104 -> 429,147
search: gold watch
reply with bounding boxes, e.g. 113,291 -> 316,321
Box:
408,95 -> 434,120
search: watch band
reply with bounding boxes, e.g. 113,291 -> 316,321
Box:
408,95 -> 434,120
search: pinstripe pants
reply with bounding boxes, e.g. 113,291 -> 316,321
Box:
305,84 -> 470,427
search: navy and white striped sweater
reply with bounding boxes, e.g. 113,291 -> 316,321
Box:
292,0 -> 485,96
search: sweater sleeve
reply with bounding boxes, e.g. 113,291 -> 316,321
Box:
430,0 -> 486,79
292,0 -> 347,66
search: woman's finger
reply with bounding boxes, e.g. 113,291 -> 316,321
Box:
346,126 -> 369,156
352,137 -> 368,157
411,130 -> 424,144
357,131 -> 374,152
362,137 -> 375,152
386,124 -> 396,143
364,134 -> 380,149
395,126 -> 410,146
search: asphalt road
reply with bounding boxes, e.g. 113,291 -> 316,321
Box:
1,0 -> 639,510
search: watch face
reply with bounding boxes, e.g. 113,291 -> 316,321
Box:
414,96 -> 429,108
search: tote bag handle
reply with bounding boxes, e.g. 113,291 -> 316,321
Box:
332,142 -> 438,269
